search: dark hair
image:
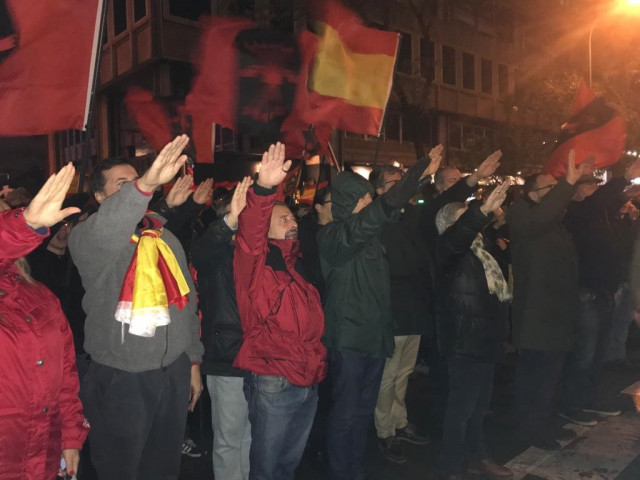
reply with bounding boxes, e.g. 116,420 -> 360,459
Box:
522,174 -> 541,197
89,157 -> 133,194
434,166 -> 460,187
369,165 -> 403,190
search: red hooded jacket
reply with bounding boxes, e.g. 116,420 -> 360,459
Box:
233,186 -> 327,387
0,209 -> 88,480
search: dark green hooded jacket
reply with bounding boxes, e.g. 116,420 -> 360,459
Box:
317,172 -> 397,358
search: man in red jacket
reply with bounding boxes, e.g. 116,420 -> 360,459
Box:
233,142 -> 326,480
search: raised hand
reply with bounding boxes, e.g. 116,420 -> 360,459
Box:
566,151 -> 595,185
468,150 -> 502,186
137,135 -> 190,193
165,174 -> 193,208
480,180 -> 510,216
227,176 -> 253,228
256,142 -> 291,189
421,144 -> 444,179
193,178 -> 214,205
23,163 -> 81,229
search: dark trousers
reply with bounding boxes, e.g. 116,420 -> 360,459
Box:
513,349 -> 566,434
561,291 -> 615,411
440,357 -> 494,476
244,373 -> 318,480
80,354 -> 191,480
327,349 -> 385,480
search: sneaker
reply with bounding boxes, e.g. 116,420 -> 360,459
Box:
558,409 -> 598,426
583,405 -> 622,417
468,459 -> 513,478
377,436 -> 407,464
396,424 -> 431,445
181,438 -> 202,458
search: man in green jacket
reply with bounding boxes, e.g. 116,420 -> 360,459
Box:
507,150 -> 592,451
318,156 -> 438,480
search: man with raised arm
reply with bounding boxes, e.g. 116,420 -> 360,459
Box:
69,135 -> 204,480
233,143 -> 326,480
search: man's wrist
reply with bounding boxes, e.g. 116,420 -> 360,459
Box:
224,213 -> 239,230
135,178 -> 156,194
466,173 -> 479,186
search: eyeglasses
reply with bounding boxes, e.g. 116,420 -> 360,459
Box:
531,184 -> 556,193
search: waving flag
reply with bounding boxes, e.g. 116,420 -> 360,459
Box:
0,0 -> 103,135
305,0 -> 399,136
545,80 -> 626,176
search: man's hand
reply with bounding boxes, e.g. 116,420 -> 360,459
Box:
480,180 -> 510,216
193,178 -> 214,205
467,150 -> 502,186
23,163 -> 81,229
165,175 -> 193,208
421,144 -> 444,179
566,150 -> 595,185
189,364 -> 203,412
137,135 -> 190,193
226,176 -> 253,229
257,142 -> 291,189
625,156 -> 640,182
60,449 -> 80,477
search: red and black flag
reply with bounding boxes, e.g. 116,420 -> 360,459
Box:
0,0 -> 17,63
186,17 -> 300,144
124,87 -> 214,164
545,80 -> 626,176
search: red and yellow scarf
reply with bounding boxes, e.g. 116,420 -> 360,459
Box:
115,213 -> 190,339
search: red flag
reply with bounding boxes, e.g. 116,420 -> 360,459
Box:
544,80 -> 626,176
0,0 -> 103,135
305,0 -> 399,136
125,87 -> 214,164
280,31 -> 333,159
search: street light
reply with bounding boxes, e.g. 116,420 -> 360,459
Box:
589,0 -> 640,86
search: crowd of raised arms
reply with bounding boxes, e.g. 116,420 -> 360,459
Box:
2,134 -> 640,480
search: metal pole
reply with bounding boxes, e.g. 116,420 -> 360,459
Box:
77,0 -> 109,193
588,17 -> 601,87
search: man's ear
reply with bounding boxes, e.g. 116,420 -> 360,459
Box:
94,191 -> 105,204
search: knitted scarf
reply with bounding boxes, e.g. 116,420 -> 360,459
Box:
470,234 -> 511,303
115,213 -> 190,340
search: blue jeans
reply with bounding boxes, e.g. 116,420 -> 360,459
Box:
327,349 -> 385,480
441,357 -> 494,476
561,290 -> 615,411
244,373 -> 318,480
607,283 -> 633,361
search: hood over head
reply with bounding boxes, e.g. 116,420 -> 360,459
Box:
331,172 -> 374,222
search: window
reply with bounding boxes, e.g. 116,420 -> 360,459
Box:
442,45 -> 456,85
113,0 -> 127,35
385,111 -> 400,141
498,63 -> 509,97
420,38 -> 435,81
462,52 -> 475,90
449,122 -> 462,149
397,33 -> 412,74
481,58 -> 492,94
134,0 -> 147,21
228,0 -> 256,18
168,0 -> 211,21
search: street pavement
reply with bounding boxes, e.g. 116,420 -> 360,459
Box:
179,325 -> 640,480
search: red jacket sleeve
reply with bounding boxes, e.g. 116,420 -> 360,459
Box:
233,185 -> 276,294
0,209 -> 49,260
58,312 -> 88,450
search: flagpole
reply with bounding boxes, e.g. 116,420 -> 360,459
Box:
77,0 -> 109,194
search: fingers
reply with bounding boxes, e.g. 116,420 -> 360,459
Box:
58,207 -> 81,219
429,144 -> 443,159
157,135 -> 190,165
486,150 -> 503,163
568,149 -> 576,171
282,159 -> 293,173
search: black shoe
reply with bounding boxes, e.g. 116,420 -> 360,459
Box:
558,409 -> 598,426
378,436 -> 407,464
396,424 -> 431,445
529,432 -> 562,451
551,427 -> 577,441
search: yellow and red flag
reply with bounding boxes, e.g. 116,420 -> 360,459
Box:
305,0 -> 399,136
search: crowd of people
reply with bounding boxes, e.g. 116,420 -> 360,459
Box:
1,134 -> 640,480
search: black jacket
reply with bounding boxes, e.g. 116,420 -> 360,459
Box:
434,202 -> 509,362
564,176 -> 630,294
191,217 -> 245,377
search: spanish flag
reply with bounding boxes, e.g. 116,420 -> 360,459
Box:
306,0 -> 399,136
544,80 -> 626,177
